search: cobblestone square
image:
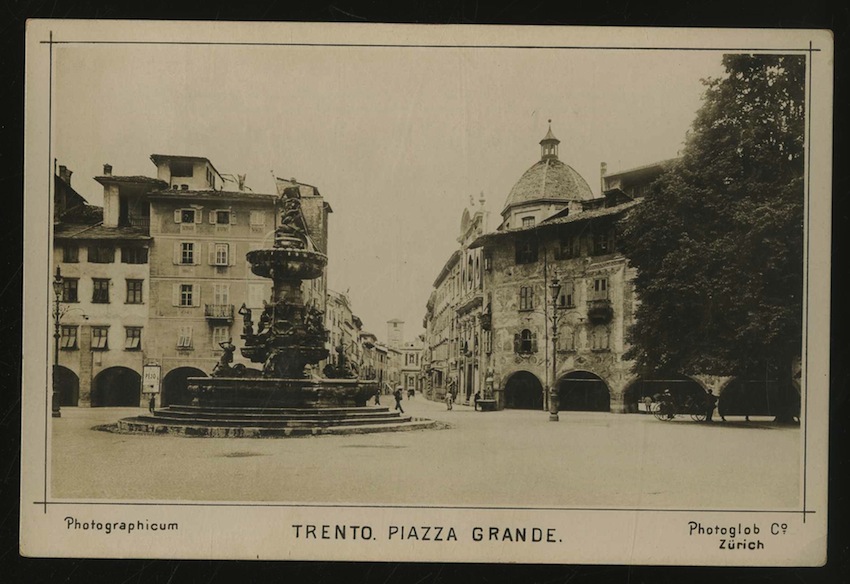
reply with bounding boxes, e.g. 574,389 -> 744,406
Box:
51,398 -> 801,509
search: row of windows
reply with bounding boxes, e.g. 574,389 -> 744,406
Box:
173,208 -> 267,226
61,278 -> 144,304
173,241 -> 234,266
517,278 -> 608,311
513,327 -> 611,354
62,245 -> 148,264
60,325 -> 141,351
515,230 -> 617,265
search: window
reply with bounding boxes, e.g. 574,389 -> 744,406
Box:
515,237 -> 538,264
92,278 -> 110,303
212,283 -> 230,305
250,210 -> 266,226
181,242 -> 195,265
126,279 -> 143,304
592,230 -> 616,256
558,281 -> 575,308
593,278 -> 609,300
60,325 -> 78,350
514,329 -> 537,354
484,330 -> 493,354
177,326 -> 193,349
63,245 -> 79,263
215,210 -> 231,225
522,216 -> 535,227
91,326 -> 109,350
212,326 -> 230,347
180,284 -> 194,307
124,327 -> 142,350
62,278 -> 78,303
171,161 -> 193,177
88,245 -> 114,263
591,327 -> 610,351
178,209 -> 196,224
121,247 -> 148,264
212,243 -> 229,266
519,286 -> 534,311
557,235 -> 579,259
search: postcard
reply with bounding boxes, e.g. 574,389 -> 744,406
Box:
20,20 -> 832,565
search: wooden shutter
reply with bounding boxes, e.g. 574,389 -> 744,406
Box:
172,283 -> 180,306
174,209 -> 181,223
209,210 -> 216,224
192,283 -> 201,307
513,333 -> 520,353
229,242 -> 237,266
172,242 -> 180,265
194,241 -> 201,265
194,209 -> 202,224
230,210 -> 237,224
531,332 -> 538,353
208,242 -> 217,265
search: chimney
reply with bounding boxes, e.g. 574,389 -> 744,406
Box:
58,165 -> 73,185
600,162 -> 608,194
103,163 -> 113,176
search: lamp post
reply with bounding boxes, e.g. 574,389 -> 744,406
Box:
548,273 -> 562,422
51,266 -> 63,418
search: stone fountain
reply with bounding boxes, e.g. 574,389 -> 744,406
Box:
117,186 -> 436,437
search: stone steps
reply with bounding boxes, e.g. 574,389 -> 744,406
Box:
116,417 -> 439,438
116,405 -> 439,438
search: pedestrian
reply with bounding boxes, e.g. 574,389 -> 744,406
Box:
704,389 -> 718,422
394,386 -> 404,414
148,394 -> 156,414
662,388 -> 675,419
374,390 -> 381,406
474,390 -> 481,411
445,389 -> 453,411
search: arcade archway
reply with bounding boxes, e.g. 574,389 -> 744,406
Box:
91,367 -> 141,407
54,366 -> 79,406
162,367 -> 207,407
504,371 -> 544,410
557,371 -> 611,412
623,375 -> 706,413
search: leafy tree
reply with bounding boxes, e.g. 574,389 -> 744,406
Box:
620,54 -> 805,422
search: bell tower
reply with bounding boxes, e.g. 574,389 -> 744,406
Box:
540,119 -> 560,161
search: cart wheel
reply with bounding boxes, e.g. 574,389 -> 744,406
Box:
691,412 -> 707,422
651,402 -> 668,421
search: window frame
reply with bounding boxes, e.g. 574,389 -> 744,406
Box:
88,245 -> 114,264
519,286 -> 534,311
179,209 -> 196,224
60,325 -> 78,350
91,326 -> 109,350
121,246 -> 148,264
91,278 -> 110,304
62,278 -> 79,303
124,326 -> 142,351
515,236 -> 539,265
179,284 -> 194,307
125,279 -> 144,304
62,245 -> 79,263
180,242 -> 195,265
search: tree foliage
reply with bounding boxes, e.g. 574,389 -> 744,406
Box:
620,54 -> 805,384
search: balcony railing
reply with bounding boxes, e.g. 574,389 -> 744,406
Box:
205,304 -> 234,321
586,299 -> 613,324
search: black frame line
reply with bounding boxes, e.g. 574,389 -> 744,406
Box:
36,31 -> 821,520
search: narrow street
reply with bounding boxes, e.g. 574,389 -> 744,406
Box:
51,399 -> 800,510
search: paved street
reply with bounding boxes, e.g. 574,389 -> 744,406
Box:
51,398 -> 800,509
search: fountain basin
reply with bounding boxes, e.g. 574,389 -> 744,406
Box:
188,376 -> 379,408
246,248 -> 327,280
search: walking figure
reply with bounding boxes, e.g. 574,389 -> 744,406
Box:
148,394 -> 156,414
374,389 -> 381,406
393,386 -> 404,414
474,390 -> 481,411
445,389 -> 453,411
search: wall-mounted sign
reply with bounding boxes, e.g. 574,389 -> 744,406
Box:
142,364 -> 161,394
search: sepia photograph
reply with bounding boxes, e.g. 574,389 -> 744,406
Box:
20,21 -> 832,565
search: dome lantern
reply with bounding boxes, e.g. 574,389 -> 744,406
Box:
539,119 -> 560,161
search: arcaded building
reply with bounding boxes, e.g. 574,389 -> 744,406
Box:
424,125 -> 696,413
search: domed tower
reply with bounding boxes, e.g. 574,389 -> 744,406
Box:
499,121 -> 593,230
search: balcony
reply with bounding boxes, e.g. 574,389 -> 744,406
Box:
586,299 -> 613,324
205,304 -> 234,322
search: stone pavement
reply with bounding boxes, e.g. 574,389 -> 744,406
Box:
50,396 -> 800,509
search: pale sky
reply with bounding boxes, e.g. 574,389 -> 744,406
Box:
52,42 -> 726,343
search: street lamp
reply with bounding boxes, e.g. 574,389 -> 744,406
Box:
51,266 -> 63,418
548,273 -> 562,422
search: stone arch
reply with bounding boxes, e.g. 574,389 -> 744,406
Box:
54,365 -> 79,407
503,370 -> 544,410
622,374 -> 706,413
91,366 -> 141,407
718,377 -> 788,418
162,367 -> 208,407
557,370 -> 611,412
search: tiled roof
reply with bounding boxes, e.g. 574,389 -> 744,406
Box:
54,223 -> 151,241
469,199 -> 641,249
94,175 -> 168,187
147,189 -> 277,202
502,158 -> 594,215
